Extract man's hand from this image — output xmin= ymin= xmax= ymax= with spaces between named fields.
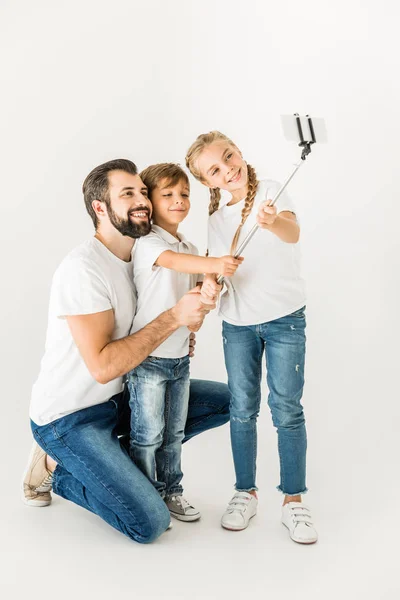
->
xmin=257 ymin=200 xmax=277 ymax=228
xmin=214 ymin=255 xmax=244 ymax=277
xmin=189 ymin=332 xmax=196 ymax=357
xmin=171 ymin=285 xmax=215 ymax=330
xmin=201 ymin=274 xmax=222 ymax=304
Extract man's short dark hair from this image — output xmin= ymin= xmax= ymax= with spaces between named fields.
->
xmin=82 ymin=159 xmax=138 ymax=229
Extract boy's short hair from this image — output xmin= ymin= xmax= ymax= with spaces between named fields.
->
xmin=139 ymin=163 xmax=190 ymax=197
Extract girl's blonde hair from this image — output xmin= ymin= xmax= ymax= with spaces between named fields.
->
xmin=185 ymin=131 xmax=259 ymax=255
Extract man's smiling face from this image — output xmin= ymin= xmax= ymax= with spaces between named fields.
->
xmin=105 ymin=170 xmax=152 ymax=238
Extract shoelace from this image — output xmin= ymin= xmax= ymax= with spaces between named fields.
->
xmin=171 ymin=495 xmax=192 ymax=510
xmin=35 ymin=472 xmax=53 ymax=492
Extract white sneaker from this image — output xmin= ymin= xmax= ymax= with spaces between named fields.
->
xmin=221 ymin=491 xmax=258 ymax=531
xmin=281 ymin=502 xmax=318 ymax=544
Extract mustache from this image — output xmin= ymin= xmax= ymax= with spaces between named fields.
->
xmin=128 ymin=206 xmax=150 ymax=217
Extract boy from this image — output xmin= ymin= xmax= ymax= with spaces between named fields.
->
xmin=128 ymin=163 xmax=242 ymax=521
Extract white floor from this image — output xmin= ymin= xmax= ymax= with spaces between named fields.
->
xmin=4 ymin=402 xmax=398 ymax=600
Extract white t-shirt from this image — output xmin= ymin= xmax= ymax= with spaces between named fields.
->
xmin=30 ymin=238 xmax=137 ymax=426
xmin=131 ymin=225 xmax=199 ymax=358
xmin=208 ymin=179 xmax=306 ymax=326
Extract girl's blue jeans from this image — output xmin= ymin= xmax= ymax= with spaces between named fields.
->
xmin=222 ymin=306 xmax=308 ymax=496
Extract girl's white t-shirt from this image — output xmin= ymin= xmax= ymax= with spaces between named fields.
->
xmin=207 ymin=179 xmax=306 ymax=326
xmin=30 ymin=238 xmax=137 ymax=426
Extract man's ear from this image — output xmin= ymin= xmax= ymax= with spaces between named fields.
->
xmin=92 ymin=200 xmax=107 ymax=220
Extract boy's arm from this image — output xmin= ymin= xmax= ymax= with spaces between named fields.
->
xmin=156 ymin=251 xmax=243 ymax=278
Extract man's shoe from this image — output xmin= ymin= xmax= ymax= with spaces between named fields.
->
xmin=22 ymin=442 xmax=53 ymax=507
xmin=165 ymin=495 xmax=201 ymax=522
xmin=281 ymin=502 xmax=318 ymax=544
xmin=221 ymin=491 xmax=258 ymax=531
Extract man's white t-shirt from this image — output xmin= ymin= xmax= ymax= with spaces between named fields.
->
xmin=131 ymin=225 xmax=199 ymax=358
xmin=207 ymin=179 xmax=306 ymax=326
xmin=30 ymin=238 xmax=136 ymax=426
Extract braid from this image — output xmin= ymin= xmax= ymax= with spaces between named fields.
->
xmin=208 ymin=187 xmax=221 ymax=216
xmin=230 ymin=163 xmax=259 ymax=255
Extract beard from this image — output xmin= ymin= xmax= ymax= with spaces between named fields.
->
xmin=106 ymin=204 xmax=151 ymax=239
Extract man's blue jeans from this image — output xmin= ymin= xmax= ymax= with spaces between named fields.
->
xmin=222 ymin=306 xmax=308 ymax=496
xmin=128 ymin=355 xmax=190 ymax=498
xmin=31 ymin=379 xmax=230 ymax=544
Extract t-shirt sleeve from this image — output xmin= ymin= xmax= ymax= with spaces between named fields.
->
xmin=51 ymin=257 xmax=112 ymax=318
xmin=133 ymin=233 xmax=171 ymax=270
xmin=264 ymin=180 xmax=297 ymax=216
xmin=187 ymin=243 xmax=203 ymax=285
xmin=207 ymin=219 xmax=219 ymax=257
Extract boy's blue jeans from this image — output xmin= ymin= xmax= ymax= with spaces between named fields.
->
xmin=31 ymin=378 xmax=230 ymax=543
xmin=127 ymin=355 xmax=190 ymax=498
xmin=222 ymin=306 xmax=308 ymax=496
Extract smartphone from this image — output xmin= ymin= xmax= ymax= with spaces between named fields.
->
xmin=280 ymin=114 xmax=328 ymax=144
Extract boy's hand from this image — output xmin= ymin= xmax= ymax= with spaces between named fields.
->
xmin=201 ymin=275 xmax=222 ymax=304
xmin=215 ymin=255 xmax=244 ymax=277
xmin=257 ymin=200 xmax=277 ymax=228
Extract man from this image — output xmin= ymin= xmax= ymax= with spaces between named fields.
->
xmin=23 ymin=158 xmax=229 ymax=543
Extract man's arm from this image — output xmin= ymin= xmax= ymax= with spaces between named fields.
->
xmin=66 ymin=287 xmax=213 ymax=384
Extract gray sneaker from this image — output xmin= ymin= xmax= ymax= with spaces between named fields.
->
xmin=22 ymin=442 xmax=53 ymax=507
xmin=165 ymin=495 xmax=201 ymax=522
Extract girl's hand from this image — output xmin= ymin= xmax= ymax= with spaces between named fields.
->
xmin=201 ymin=275 xmax=222 ymax=304
xmin=257 ymin=201 xmax=277 ymax=228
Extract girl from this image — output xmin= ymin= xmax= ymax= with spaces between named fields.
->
xmin=185 ymin=131 xmax=318 ymax=544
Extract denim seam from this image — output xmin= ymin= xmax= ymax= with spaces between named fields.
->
xmin=33 ymin=428 xmax=63 ymax=466
xmin=276 ymin=486 xmax=308 ymax=496
xmin=51 ymin=423 xmax=142 ymax=527
xmin=163 ymin=382 xmax=171 ymax=483
xmin=184 ymin=403 xmax=226 ymax=434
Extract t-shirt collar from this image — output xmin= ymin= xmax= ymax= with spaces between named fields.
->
xmin=151 ymin=224 xmax=189 ymax=247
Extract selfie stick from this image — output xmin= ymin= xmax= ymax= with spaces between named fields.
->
xmin=217 ymin=114 xmax=317 ymax=285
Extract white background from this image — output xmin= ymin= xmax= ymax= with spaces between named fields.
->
xmin=1 ymin=0 xmax=399 ymax=598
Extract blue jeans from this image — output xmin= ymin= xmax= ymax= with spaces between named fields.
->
xmin=127 ymin=355 xmax=190 ymax=497
xmin=222 ymin=306 xmax=308 ymax=496
xmin=31 ymin=379 xmax=230 ymax=543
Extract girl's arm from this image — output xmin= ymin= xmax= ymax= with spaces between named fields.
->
xmin=155 ymin=251 xmax=243 ymax=278
xmin=257 ymin=204 xmax=300 ymax=243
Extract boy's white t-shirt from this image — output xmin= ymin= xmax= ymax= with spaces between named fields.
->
xmin=207 ymin=179 xmax=306 ymax=326
xmin=131 ymin=225 xmax=199 ymax=358
xmin=30 ymin=238 xmax=137 ymax=426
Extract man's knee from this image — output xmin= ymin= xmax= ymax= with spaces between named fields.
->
xmin=126 ymin=500 xmax=170 ymax=544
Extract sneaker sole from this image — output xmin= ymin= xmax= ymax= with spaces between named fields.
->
xmin=169 ymin=512 xmax=201 ymax=522
xmin=21 ymin=443 xmax=52 ymax=507
xmin=221 ymin=512 xmax=257 ymax=531
xmin=282 ymin=522 xmax=318 ymax=544
xmin=22 ymin=497 xmax=52 ymax=507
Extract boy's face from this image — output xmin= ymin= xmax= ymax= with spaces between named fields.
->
xmin=150 ymin=177 xmax=190 ymax=229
